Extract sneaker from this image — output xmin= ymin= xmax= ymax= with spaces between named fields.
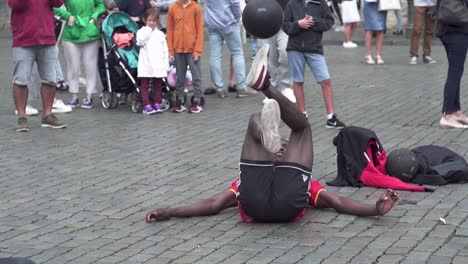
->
xmin=56 ymin=80 xmax=69 ymax=92
xmin=364 ymin=56 xmax=375 ymax=65
xmin=236 ymin=88 xmax=257 ymax=98
xmin=423 ymin=56 xmax=436 ymax=64
xmin=261 ymin=99 xmax=281 ymax=153
xmin=143 ymin=105 xmax=156 ymax=115
xmin=16 ymin=117 xmax=29 ymax=132
xmin=41 ymin=114 xmax=67 ymax=129
xmin=173 ymin=101 xmax=186 ymax=113
xmin=204 ymin=87 xmax=216 ymax=95
xmin=409 ymin=56 xmax=417 ymax=65
xmin=52 ymin=99 xmax=72 ymax=114
xmin=246 ymin=44 xmax=270 ymax=91
xmin=326 ymin=114 xmax=346 ymax=129
xmin=343 ymin=41 xmax=358 ymax=48
xmin=66 ymin=97 xmax=80 ymax=108
xmin=80 ymin=97 xmax=93 ymax=109
xmin=334 ymin=25 xmax=344 ymax=32
xmin=189 ymin=104 xmax=203 ymax=113
xmin=15 ymin=104 xmax=39 ymax=116
xmin=228 ymin=85 xmax=237 ymax=93
xmin=154 ymin=103 xmax=163 ymax=113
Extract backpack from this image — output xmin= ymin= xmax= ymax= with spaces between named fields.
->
xmin=437 ymin=0 xmax=468 ymax=26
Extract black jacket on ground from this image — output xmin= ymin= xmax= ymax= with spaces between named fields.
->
xmin=283 ymin=0 xmax=334 ymax=55
xmin=411 ymin=145 xmax=468 ymax=185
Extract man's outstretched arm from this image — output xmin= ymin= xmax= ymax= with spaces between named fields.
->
xmin=316 ymin=189 xmax=399 ymax=216
xmin=146 ymin=191 xmax=238 ymax=222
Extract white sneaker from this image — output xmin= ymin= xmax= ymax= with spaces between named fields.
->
xmin=52 ymin=99 xmax=73 ymax=114
xmin=423 ymin=56 xmax=437 ymax=64
xmin=15 ymin=104 xmax=39 ymax=116
xmin=409 ymin=56 xmax=417 ymax=65
xmin=246 ymin=44 xmax=270 ymax=91
xmin=343 ymin=41 xmax=358 ymax=48
xmin=334 ymin=25 xmax=344 ymax=32
xmin=281 ymin=88 xmax=296 ymax=103
xmin=261 ymin=98 xmax=281 ymax=153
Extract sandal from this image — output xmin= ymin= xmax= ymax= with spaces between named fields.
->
xmin=364 ymin=55 xmax=375 ymax=65
xmin=375 ymin=56 xmax=384 ymax=65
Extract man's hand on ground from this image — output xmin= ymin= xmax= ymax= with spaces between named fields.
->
xmin=376 ymin=189 xmax=399 ymax=216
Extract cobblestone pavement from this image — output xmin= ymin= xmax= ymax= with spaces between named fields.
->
xmin=0 ymin=32 xmax=467 ymax=264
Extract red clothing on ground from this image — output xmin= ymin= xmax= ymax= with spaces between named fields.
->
xmin=8 ymin=0 xmax=63 ymax=47
xmin=229 ymin=179 xmax=326 ymax=223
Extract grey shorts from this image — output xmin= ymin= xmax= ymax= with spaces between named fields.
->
xmin=12 ymin=45 xmax=57 ymax=86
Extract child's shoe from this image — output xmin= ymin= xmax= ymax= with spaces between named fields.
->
xmin=143 ymin=105 xmax=156 ymax=115
xmin=189 ymin=103 xmax=203 ymax=113
xmin=66 ymin=97 xmax=80 ymax=108
xmin=154 ymin=103 xmax=163 ymax=113
xmin=173 ymin=100 xmax=186 ymax=113
xmin=81 ymin=97 xmax=93 ymax=109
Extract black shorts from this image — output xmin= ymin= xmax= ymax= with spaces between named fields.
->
xmin=237 ymin=159 xmax=312 ymax=222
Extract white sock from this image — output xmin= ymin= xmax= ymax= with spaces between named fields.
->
xmin=327 ymin=113 xmax=335 ymax=120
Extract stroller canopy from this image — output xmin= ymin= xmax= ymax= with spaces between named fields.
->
xmin=102 ymin=12 xmax=139 ymax=68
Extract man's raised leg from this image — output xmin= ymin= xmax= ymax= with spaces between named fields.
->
xmin=247 ymin=44 xmax=313 ymax=169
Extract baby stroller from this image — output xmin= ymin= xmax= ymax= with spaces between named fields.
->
xmin=100 ymin=12 xmax=172 ymax=112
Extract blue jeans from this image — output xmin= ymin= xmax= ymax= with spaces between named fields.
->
xmin=208 ymin=21 xmax=247 ymax=91
xmin=440 ymin=32 xmax=468 ymax=114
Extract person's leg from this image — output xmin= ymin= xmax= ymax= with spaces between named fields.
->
xmin=228 ymin=56 xmax=236 ymax=90
xmin=394 ymin=9 xmax=403 ymax=32
xmin=36 ymin=45 xmax=58 ymax=117
xmin=62 ymin=41 xmax=81 ymax=98
xmin=344 ymin=23 xmax=353 ymax=42
xmin=153 ymin=78 xmax=163 ymax=105
xmin=410 ymin=6 xmax=424 ymax=58
xmin=55 ymin=44 xmax=65 ymax=83
xmin=12 ymin=47 xmax=35 ymax=118
xmin=140 ymin=78 xmax=151 ymax=106
xmin=305 ymin=53 xmax=334 ymax=114
xmin=224 ymin=21 xmax=247 ymax=91
xmin=187 ymin=54 xmax=203 ymax=104
xmin=287 ymin=51 xmax=306 ymax=112
xmin=208 ymin=29 xmax=224 ymax=92
xmin=422 ymin=7 xmax=435 ymax=57
xmin=441 ymin=33 xmax=468 ymax=116
xmin=375 ymin=31 xmax=384 ymax=58
xmin=13 ymin=84 xmax=29 ymax=118
xmin=365 ymin=30 xmax=373 ymax=57
xmin=274 ymin=30 xmax=291 ymax=92
xmin=332 ymin=0 xmax=344 ymax=25
xmin=81 ymin=40 xmax=100 ymax=98
xmin=174 ymin=53 xmax=188 ymax=105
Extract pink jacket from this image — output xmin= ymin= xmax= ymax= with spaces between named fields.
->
xmin=8 ymin=0 xmax=64 ymax=47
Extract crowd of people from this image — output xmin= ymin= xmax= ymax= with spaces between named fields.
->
xmin=8 ymin=0 xmax=468 ymax=132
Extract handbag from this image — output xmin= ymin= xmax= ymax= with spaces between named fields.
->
xmin=378 ymin=0 xmax=401 ymax=11
xmin=437 ymin=0 xmax=468 ymax=26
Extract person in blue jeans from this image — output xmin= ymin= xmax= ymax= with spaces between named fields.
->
xmin=204 ymin=0 xmax=254 ymax=98
xmin=436 ymin=0 xmax=468 ymax=129
xmin=283 ymin=0 xmax=346 ymax=129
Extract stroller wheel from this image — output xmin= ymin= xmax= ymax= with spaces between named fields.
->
xmin=110 ymin=92 xmax=119 ymax=108
xmin=101 ymin=91 xmax=113 ymax=109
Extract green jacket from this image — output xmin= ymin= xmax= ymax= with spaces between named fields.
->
xmin=54 ymin=0 xmax=105 ymax=43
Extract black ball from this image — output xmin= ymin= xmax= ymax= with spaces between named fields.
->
xmin=386 ymin=148 xmax=419 ymax=182
xmin=242 ymin=0 xmax=283 ymax=39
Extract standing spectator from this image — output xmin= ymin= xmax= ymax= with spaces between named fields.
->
xmin=331 ymin=0 xmax=344 ymax=32
xmin=341 ymin=0 xmax=360 ymax=48
xmin=409 ymin=0 xmax=437 ymax=65
xmin=9 ymin=0 xmax=68 ymax=132
xmin=115 ymin=0 xmax=151 ymax=28
xmin=167 ymin=0 xmax=204 ymax=113
xmin=283 ymin=0 xmax=346 ymax=129
xmin=436 ymin=0 xmax=468 ymax=129
xmin=267 ymin=0 xmax=295 ymax=102
xmin=205 ymin=0 xmax=254 ymax=98
xmin=54 ymin=0 xmax=106 ymax=109
xmin=363 ymin=0 xmax=387 ymax=65
xmin=136 ymin=8 xmax=170 ymax=114
xmin=150 ymin=0 xmax=176 ymax=33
